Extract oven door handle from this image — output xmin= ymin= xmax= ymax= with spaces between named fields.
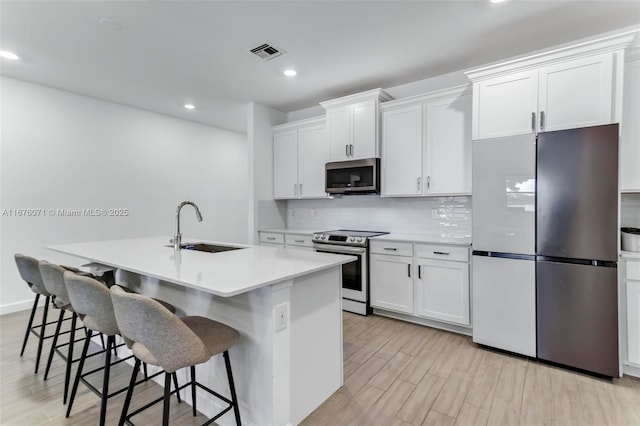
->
xmin=313 ymin=244 xmax=366 ymax=255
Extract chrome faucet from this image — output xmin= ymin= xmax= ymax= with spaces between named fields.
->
xmin=172 ymin=201 xmax=203 ymax=250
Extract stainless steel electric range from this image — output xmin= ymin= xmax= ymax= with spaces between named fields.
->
xmin=312 ymin=230 xmax=388 ymax=315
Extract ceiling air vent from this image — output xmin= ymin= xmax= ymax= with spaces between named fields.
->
xmin=248 ymin=42 xmax=285 ymax=61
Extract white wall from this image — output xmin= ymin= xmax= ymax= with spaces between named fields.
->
xmin=247 ymin=102 xmax=287 ymax=243
xmin=286 ymin=69 xmax=468 ymax=122
xmin=0 ymin=77 xmax=249 ymax=313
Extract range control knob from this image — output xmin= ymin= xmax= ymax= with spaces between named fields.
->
xmin=357 ymin=237 xmax=364 ymax=243
xmin=348 ymin=237 xmax=355 ymax=242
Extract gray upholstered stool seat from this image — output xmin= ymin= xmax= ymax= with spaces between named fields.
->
xmin=110 ymin=285 xmax=241 ymax=426
xmin=15 ymin=254 xmax=57 ymax=374
xmin=39 ymin=261 xmax=92 ymax=404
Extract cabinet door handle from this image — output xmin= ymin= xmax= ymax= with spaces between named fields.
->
xmin=531 ymin=112 xmax=536 ymax=132
xmin=294 ymin=184 xmax=298 ymax=197
xmin=433 ymin=251 xmax=450 ymax=256
xmin=294 ymin=239 xmax=304 ymax=243
xmin=299 ymin=183 xmax=303 ymax=196
xmin=417 ymin=177 xmax=421 ymax=191
xmin=408 ymin=264 xmax=411 ymax=278
xmin=427 ymin=176 xmax=431 ymax=190
xmin=350 ymin=144 xmax=354 ymax=157
xmin=266 ymin=237 xmax=276 ymax=241
xmin=346 ymin=145 xmax=349 ymax=157
xmin=540 ymin=110 xmax=545 ymax=130
xmin=383 ymin=247 xmax=397 ymax=251
xmin=418 ymin=265 xmax=422 ymax=279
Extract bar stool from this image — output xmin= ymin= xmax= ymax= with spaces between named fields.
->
xmin=64 ymin=273 xmax=180 ymax=426
xmin=39 ymin=261 xmax=90 ymax=404
xmin=15 ymin=254 xmax=57 ymax=374
xmin=110 ymin=285 xmax=242 ymax=426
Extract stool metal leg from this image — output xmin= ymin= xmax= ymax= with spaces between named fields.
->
xmin=67 ymin=328 xmax=92 ymax=418
xmin=162 ymin=372 xmax=172 ymax=426
xmin=34 ymin=296 xmax=51 ymax=374
xmin=99 ymin=335 xmax=114 ymax=426
xmin=172 ymin=372 xmax=182 ymax=403
xmin=190 ymin=365 xmax=197 ymax=417
xmin=44 ymin=309 xmax=65 ymax=380
xmin=63 ymin=312 xmax=78 ymax=404
xmin=119 ymin=358 xmax=141 ymax=426
xmin=20 ymin=294 xmax=40 ymax=356
xmin=224 ymin=351 xmax=242 ymax=426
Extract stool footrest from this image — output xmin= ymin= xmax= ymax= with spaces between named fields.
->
xmin=124 ymin=374 xmax=234 ymax=426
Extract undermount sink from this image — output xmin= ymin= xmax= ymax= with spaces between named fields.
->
xmin=165 ymin=243 xmax=245 ymax=253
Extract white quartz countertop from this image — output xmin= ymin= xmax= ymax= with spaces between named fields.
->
xmin=47 ymin=237 xmax=355 ymax=297
xmin=621 ymin=250 xmax=640 ymax=260
xmin=259 ymin=228 xmax=324 ymax=235
xmin=371 ymin=233 xmax=472 ymax=246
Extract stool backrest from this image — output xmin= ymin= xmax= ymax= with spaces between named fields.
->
xmin=39 ymin=261 xmax=71 ymax=307
xmin=15 ymin=254 xmax=50 ymax=296
xmin=64 ymin=272 xmax=119 ymax=336
xmin=110 ymin=285 xmax=208 ymax=372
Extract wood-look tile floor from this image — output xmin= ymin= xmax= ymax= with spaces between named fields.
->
xmin=2 ymin=308 xmax=639 ymax=425
xmin=302 ymin=312 xmax=640 ymax=426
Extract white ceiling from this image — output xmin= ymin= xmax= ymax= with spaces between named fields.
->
xmin=1 ymin=1 xmax=639 ymax=133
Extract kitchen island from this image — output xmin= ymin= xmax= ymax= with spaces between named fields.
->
xmin=48 ymin=236 xmax=354 ymax=426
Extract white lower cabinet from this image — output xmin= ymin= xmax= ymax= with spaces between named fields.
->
xmin=370 ymin=253 xmax=414 ymax=314
xmin=624 ymin=259 xmax=640 ymax=367
xmin=415 ymin=259 xmax=469 ymax=326
xmin=370 ymin=240 xmax=471 ymax=328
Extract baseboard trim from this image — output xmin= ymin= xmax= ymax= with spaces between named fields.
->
xmin=373 ymin=308 xmax=472 ymax=336
xmin=623 ymin=362 xmax=640 ymax=378
xmin=0 ymin=297 xmax=43 ymax=316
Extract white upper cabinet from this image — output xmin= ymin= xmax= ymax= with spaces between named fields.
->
xmin=273 ymin=117 xmax=328 ymax=200
xmin=621 ymin=52 xmax=640 ymax=192
xmin=538 ymin=53 xmax=614 ymax=132
xmin=475 ymin=70 xmax=538 ymax=139
xmin=321 ymin=89 xmax=393 ymax=162
xmin=326 ymin=107 xmax=351 ymax=161
xmin=466 ymin=32 xmax=635 ymax=140
xmin=297 ymin=124 xmax=329 ymax=198
xmin=381 ymin=85 xmax=472 ymax=197
xmin=381 ymin=105 xmax=423 ymax=196
xmin=273 ymin=130 xmax=298 ymax=199
xmin=426 ymin=93 xmax=473 ymax=194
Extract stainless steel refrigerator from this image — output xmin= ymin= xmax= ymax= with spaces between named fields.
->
xmin=473 ymin=124 xmax=619 ymax=377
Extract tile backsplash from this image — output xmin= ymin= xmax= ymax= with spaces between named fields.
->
xmin=286 ymin=195 xmax=472 ymax=236
xmin=622 ymin=193 xmax=640 ymax=228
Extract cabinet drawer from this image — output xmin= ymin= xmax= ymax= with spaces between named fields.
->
xmin=627 ymin=260 xmax=640 ymax=281
xmin=415 ymin=244 xmax=469 ymax=262
xmin=370 ymin=241 xmax=413 ymax=257
xmin=259 ymin=232 xmax=284 ymax=244
xmin=285 ymin=234 xmax=313 ymax=248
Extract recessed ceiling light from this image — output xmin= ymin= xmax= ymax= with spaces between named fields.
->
xmin=490 ymin=0 xmax=506 ymax=3
xmin=0 ymin=50 xmax=20 ymax=60
xmin=184 ymin=104 xmax=196 ymax=110
xmin=284 ymin=69 xmax=297 ymax=77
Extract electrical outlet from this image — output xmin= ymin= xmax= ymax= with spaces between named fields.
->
xmin=431 ymin=208 xmax=438 ymax=219
xmin=310 ymin=208 xmax=315 ymax=217
xmin=275 ymin=302 xmax=288 ymax=332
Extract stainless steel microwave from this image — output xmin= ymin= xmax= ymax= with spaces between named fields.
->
xmin=325 ymin=158 xmax=380 ymax=194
